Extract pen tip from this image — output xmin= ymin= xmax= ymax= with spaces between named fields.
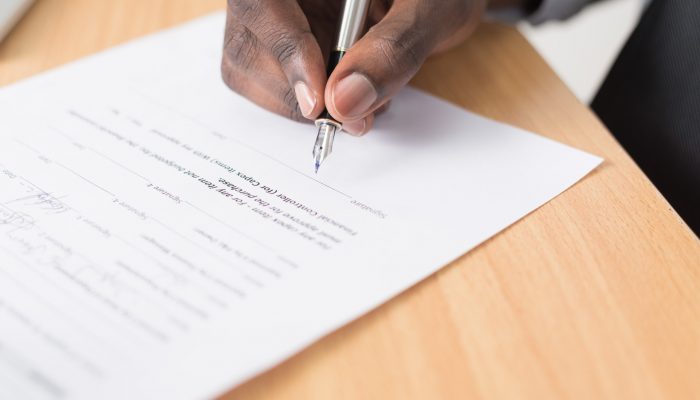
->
xmin=315 ymin=162 xmax=320 ymax=174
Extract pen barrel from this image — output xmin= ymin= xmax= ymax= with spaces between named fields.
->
xmin=325 ymin=50 xmax=346 ymax=76
xmin=335 ymin=0 xmax=371 ymax=51
xmin=317 ymin=0 xmax=370 ymax=124
xmin=319 ymin=50 xmax=347 ymax=121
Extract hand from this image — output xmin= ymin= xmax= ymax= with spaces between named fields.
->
xmin=222 ymin=0 xmax=486 ymax=135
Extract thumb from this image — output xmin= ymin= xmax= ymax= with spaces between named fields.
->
xmin=325 ymin=1 xmax=453 ymax=122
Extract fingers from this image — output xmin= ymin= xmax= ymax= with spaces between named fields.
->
xmin=325 ymin=0 xmax=478 ymax=123
xmin=223 ymin=0 xmax=327 ymax=120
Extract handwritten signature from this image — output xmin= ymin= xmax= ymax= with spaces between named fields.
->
xmin=0 ymin=205 xmax=35 ymax=230
xmin=7 ymin=191 xmax=70 ymax=215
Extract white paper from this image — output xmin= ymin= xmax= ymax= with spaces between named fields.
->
xmin=0 ymin=13 xmax=601 ymax=400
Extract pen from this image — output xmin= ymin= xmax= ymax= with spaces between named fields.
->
xmin=313 ymin=0 xmax=371 ymax=173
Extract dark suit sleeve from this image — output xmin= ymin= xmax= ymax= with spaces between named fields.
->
xmin=528 ymin=0 xmax=598 ymax=24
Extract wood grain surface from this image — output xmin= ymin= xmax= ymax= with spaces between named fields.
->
xmin=1 ymin=1 xmax=698 ymax=399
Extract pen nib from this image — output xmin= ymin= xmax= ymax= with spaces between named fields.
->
xmin=312 ymin=121 xmax=337 ymax=174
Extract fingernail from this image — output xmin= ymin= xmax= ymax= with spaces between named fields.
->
xmin=343 ymin=119 xmax=367 ymax=136
xmin=294 ymin=81 xmax=316 ymax=118
xmin=332 ymin=73 xmax=377 ymax=119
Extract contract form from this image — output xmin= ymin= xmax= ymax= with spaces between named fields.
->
xmin=0 ymin=13 xmax=601 ymax=400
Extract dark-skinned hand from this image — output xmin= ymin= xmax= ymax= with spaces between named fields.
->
xmin=222 ymin=0 xmax=487 ymax=135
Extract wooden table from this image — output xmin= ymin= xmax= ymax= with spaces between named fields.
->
xmin=2 ymin=1 xmax=699 ymax=399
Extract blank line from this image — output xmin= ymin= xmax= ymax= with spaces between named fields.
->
xmin=49 ymin=126 xmax=84 ymax=150
xmin=53 ymin=161 xmax=115 ymax=197
xmin=13 ymin=138 xmax=116 ymax=197
xmin=89 ymin=147 xmax=150 ymax=182
xmin=50 ymin=126 xmax=150 ymax=183
xmin=12 ymin=139 xmax=43 ymax=156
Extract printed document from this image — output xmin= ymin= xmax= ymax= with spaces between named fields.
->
xmin=0 ymin=13 xmax=601 ymax=400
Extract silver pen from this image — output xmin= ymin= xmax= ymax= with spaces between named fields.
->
xmin=313 ymin=0 xmax=371 ymax=173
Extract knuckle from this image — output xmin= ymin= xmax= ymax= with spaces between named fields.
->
xmin=224 ymin=24 xmax=258 ymax=71
xmin=268 ymin=30 xmax=302 ymax=66
xmin=372 ymin=34 xmax=423 ymax=73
